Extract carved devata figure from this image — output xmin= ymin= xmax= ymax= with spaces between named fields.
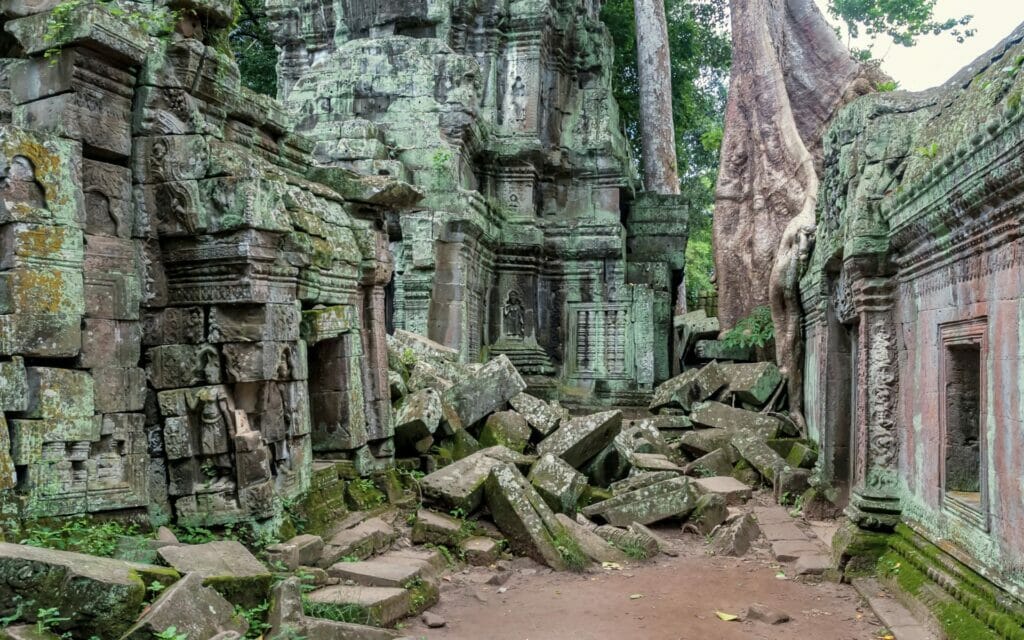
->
xmin=503 ymin=289 xmax=526 ymax=338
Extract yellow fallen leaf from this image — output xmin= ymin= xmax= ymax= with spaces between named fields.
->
xmin=602 ymin=562 xmax=623 ymax=570
xmin=716 ymin=611 xmax=739 ymax=621
xmin=629 ymin=593 xmax=644 ymax=600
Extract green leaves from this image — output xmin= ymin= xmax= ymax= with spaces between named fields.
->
xmin=827 ymin=0 xmax=974 ymax=55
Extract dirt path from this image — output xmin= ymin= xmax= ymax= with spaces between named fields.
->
xmin=402 ymin=527 xmax=885 ymax=640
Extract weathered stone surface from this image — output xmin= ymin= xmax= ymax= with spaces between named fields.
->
xmin=527 ymin=453 xmax=588 ymax=514
xmin=265 ymin=534 xmax=325 ymax=571
xmin=609 ymin=471 xmax=678 ymax=495
xmin=537 ymin=410 xmax=622 ymax=468
xmin=683 ymin=447 xmax=736 ymax=477
xmin=693 ymin=340 xmax=753 ymax=362
xmin=121 ymin=572 xmax=248 ymax=640
xmin=593 ymin=525 xmax=659 ymax=559
xmin=460 ymin=536 xmax=500 ymax=566
xmin=394 ymin=388 xmax=442 ymax=453
xmin=509 ymin=393 xmax=561 ymax=436
xmin=479 ymin=411 xmax=531 ymax=453
xmin=318 ymin=517 xmax=397 ymax=567
xmin=676 ymin=428 xmax=734 ymax=457
xmin=745 ymin=603 xmax=791 ymax=624
xmin=304 ymin=584 xmax=412 ymax=628
xmin=687 ymin=493 xmax=729 ymax=535
xmin=326 ymin=554 xmax=436 ymax=589
xmin=267 ymin=578 xmax=401 ymax=640
xmin=554 ymin=513 xmax=627 ymax=563
xmin=731 ymin=431 xmax=792 ymax=483
xmin=442 ymin=355 xmax=525 ymax=430
xmin=0 ymin=543 xmax=178 ymax=638
xmin=157 ymin=541 xmax=271 ymax=607
xmin=650 ymin=362 xmax=726 ymax=412
xmin=410 ymin=508 xmax=463 ymax=547
xmin=693 ymin=476 xmax=753 ymax=505
xmin=581 ymin=476 xmax=697 ymax=526
xmin=720 ymin=362 xmax=782 ymax=406
xmin=484 ymin=462 xmax=567 ymax=570
xmin=675 ymin=310 xmax=720 ymax=357
xmin=420 ymin=446 xmax=531 ymax=512
xmin=710 ymin=513 xmax=760 ymax=556
xmin=629 ymin=453 xmax=684 ymax=473
xmin=689 ymin=401 xmax=783 ymax=437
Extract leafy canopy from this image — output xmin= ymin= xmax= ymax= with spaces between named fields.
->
xmin=827 ymin=0 xmax=975 ymax=58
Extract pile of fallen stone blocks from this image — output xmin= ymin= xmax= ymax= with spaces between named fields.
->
xmin=386 ymin=329 xmax=806 ymax=570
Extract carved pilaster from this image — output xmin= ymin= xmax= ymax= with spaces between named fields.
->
xmin=847 ymin=273 xmax=902 ymax=529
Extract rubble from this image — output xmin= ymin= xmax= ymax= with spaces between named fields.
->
xmin=441 ymin=355 xmax=526 ymax=430
xmin=121 ymin=573 xmax=248 ymax=640
xmin=479 ymin=411 xmax=532 ymax=452
xmin=537 ymin=410 xmax=623 ymax=468
xmin=527 ymin=453 xmax=589 ymax=514
xmin=581 ymin=476 xmax=698 ymax=527
xmin=509 ymin=393 xmax=562 ymax=436
xmin=484 ymin=462 xmax=569 ymax=570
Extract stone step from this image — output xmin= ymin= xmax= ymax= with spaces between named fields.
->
xmin=317 ymin=517 xmax=397 ymax=568
xmin=692 ymin=475 xmax=753 ymax=505
xmin=327 ymin=550 xmax=439 ymax=587
xmin=304 ymin=585 xmax=412 ymax=628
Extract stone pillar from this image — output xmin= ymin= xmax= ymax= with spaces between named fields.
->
xmin=846 ymin=272 xmax=901 ymax=530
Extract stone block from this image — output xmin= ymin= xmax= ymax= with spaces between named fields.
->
xmin=406 ymin=360 xmax=454 ymax=393
xmin=0 ymin=266 xmax=84 ymax=317
xmin=326 ymin=555 xmax=434 ymax=589
xmin=688 ymin=493 xmax=728 ymax=535
xmin=92 ymin=366 xmax=146 ymax=413
xmin=693 ymin=340 xmax=752 ymax=361
xmin=142 ymin=307 xmax=205 ymax=346
xmin=731 ymin=431 xmax=791 ymax=483
xmin=420 ymin=446 xmax=532 ymax=512
xmin=650 ymin=362 xmax=726 ymax=412
xmin=785 ymin=441 xmax=819 ymax=469
xmin=537 ymin=409 xmax=622 ymax=469
xmin=675 ymin=310 xmax=719 ymax=355
xmin=484 ymin=462 xmax=567 ymax=570
xmin=209 ymin=304 xmax=300 ymax=343
xmin=300 ymin=305 xmax=358 ymax=344
xmin=581 ymin=476 xmax=697 ymax=527
xmin=120 ymin=572 xmax=248 ymax=640
xmin=266 ymin=578 xmax=401 ymax=640
xmin=689 ymin=401 xmax=783 ymax=438
xmin=77 ymin=319 xmax=141 ymax=369
xmin=394 ymin=388 xmax=442 ymax=453
xmin=441 ymin=355 xmax=525 ymax=430
xmin=410 ymin=508 xmax=463 ymax=546
xmin=720 ymin=362 xmax=782 ymax=406
xmin=629 ymin=453 xmax=684 ymax=473
xmin=265 ymin=534 xmax=325 ymax=571
xmin=0 ymin=356 xmax=28 ymax=412
xmin=0 ymin=542 xmax=178 ymax=639
xmin=23 ymin=367 xmax=93 ymax=418
xmin=460 ymin=536 xmax=500 ymax=566
xmin=509 ymin=392 xmax=561 ymax=435
xmin=593 ymin=525 xmax=659 ymax=559
xmin=683 ymin=447 xmax=736 ymax=477
xmin=318 ymin=517 xmax=396 ymax=567
xmin=479 ymin=410 xmax=531 ymax=452
xmin=527 ymin=453 xmax=588 ymax=514
xmin=710 ymin=513 xmax=760 ymax=556
xmin=676 ymin=428 xmax=733 ymax=457
xmin=390 ymin=328 xmax=459 ymax=364
xmin=0 ymin=313 xmax=82 ymax=358
xmin=303 ymin=585 xmax=411 ymax=628
xmin=609 ymin=471 xmax=678 ymax=495
xmin=222 ymin=341 xmax=306 ymax=382
xmin=554 ymin=513 xmax=627 ymax=563
xmin=156 ymin=541 xmax=272 ymax=608
xmin=693 ymin=476 xmax=753 ymax=505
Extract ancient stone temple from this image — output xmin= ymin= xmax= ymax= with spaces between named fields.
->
xmin=801 ymin=22 xmax=1024 ymax=625
xmin=266 ymin=0 xmax=689 ymax=400
xmin=0 ymin=0 xmax=424 ymax=526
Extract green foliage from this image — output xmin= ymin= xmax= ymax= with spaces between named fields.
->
xmin=171 ymin=524 xmax=218 ymax=545
xmin=35 ymin=607 xmax=69 ymax=634
xmin=43 ymin=0 xmax=180 ymax=61
xmin=231 ymin=0 xmax=278 ymax=96
xmin=721 ymin=305 xmax=774 ymax=349
xmin=828 ymin=0 xmax=974 ymax=54
xmin=915 ymin=141 xmax=941 ymax=159
xmin=301 ymin=598 xmax=374 ymax=626
xmin=154 ymin=627 xmax=189 ymax=640
xmin=19 ymin=518 xmax=138 ymax=557
xmin=685 ymin=216 xmax=715 ymax=308
xmin=0 ymin=596 xmax=29 ymax=628
xmin=235 ymin=601 xmax=271 ymax=638
xmin=552 ymin=528 xmax=588 ymax=572
xmin=619 ymin=540 xmax=649 ymax=560
xmin=399 ymin=347 xmax=417 ymax=367
xmin=876 ymin=80 xmax=900 ymax=92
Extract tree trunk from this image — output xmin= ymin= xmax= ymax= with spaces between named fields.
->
xmin=634 ymin=0 xmax=681 ymax=197
xmin=713 ymin=0 xmax=885 ymax=430
xmin=634 ymin=0 xmax=689 ymax=370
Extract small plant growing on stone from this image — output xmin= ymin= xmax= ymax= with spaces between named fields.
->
xmin=915 ymin=142 xmax=940 ymax=160
xmin=234 ymin=601 xmax=271 ymax=638
xmin=876 ymin=80 xmax=899 ymax=92
xmin=35 ymin=607 xmax=69 ymax=634
xmin=552 ymin=528 xmax=588 ymax=572
xmin=721 ymin=306 xmax=775 ymax=350
xmin=619 ymin=541 xmax=649 ymax=560
xmin=302 ymin=598 xmax=374 ymax=626
xmin=0 ymin=595 xmax=29 ymax=628
xmin=399 ymin=347 xmax=417 ymax=367
xmin=154 ymin=626 xmax=189 ymax=640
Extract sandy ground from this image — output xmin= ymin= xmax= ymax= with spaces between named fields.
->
xmin=400 ymin=525 xmax=886 ymax=640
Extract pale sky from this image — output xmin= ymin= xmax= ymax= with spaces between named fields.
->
xmin=815 ymin=0 xmax=1024 ymax=91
